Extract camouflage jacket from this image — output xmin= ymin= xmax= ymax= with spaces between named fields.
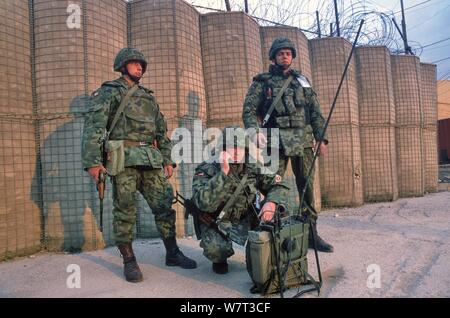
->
xmin=242 ymin=65 xmax=327 ymax=156
xmin=191 ymin=162 xmax=290 ymax=224
xmin=81 ymin=77 xmax=174 ymax=170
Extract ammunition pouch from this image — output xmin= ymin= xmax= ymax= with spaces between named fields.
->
xmin=275 ymin=116 xmax=305 ymax=129
xmin=105 ymin=140 xmax=125 ymax=176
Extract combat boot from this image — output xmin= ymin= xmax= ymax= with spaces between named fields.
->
xmin=308 ymin=222 xmax=334 ymax=253
xmin=163 ymin=237 xmax=197 ymax=269
xmin=117 ymin=243 xmax=144 ymax=283
xmin=212 ymin=261 xmax=228 ymax=274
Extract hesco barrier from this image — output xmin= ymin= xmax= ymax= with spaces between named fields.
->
xmin=391 ymin=55 xmax=424 ymax=197
xmin=201 ymin=11 xmax=263 ymax=128
xmin=29 ymin=0 xmax=126 ymax=252
xmin=310 ymin=37 xmax=363 ymax=207
xmin=420 ymin=63 xmax=438 ymax=193
xmin=356 ymin=46 xmax=398 ymax=202
xmin=129 ymin=0 xmax=207 ymax=237
xmin=0 ymin=0 xmax=41 ymax=260
xmin=260 ymin=26 xmax=312 ymax=78
xmin=0 ymin=1 xmax=439 ymax=260
xmin=260 ymin=26 xmax=320 ymax=211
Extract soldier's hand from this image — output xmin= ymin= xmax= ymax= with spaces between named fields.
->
xmin=164 ymin=165 xmax=174 ymax=179
xmin=314 ymin=141 xmax=328 ymax=156
xmin=254 ymin=132 xmax=267 ymax=148
xmin=259 ymin=201 xmax=276 ymax=222
xmin=219 ymin=151 xmax=231 ymax=175
xmin=88 ymin=165 xmax=107 ymax=184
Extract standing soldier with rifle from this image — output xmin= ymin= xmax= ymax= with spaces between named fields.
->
xmin=82 ymin=48 xmax=197 ymax=283
xmin=190 ymin=126 xmax=290 ymax=274
xmin=242 ymin=37 xmax=333 ymax=253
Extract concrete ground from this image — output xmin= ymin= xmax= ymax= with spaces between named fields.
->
xmin=0 ymin=191 xmax=449 ymax=298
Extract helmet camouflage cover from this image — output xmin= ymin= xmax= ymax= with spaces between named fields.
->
xmin=114 ymin=47 xmax=148 ymax=73
xmin=269 ymin=37 xmax=297 ymax=60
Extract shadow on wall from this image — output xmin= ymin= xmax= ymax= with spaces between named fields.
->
xmin=31 ymin=95 xmax=110 ymax=253
xmin=177 ymin=91 xmax=202 ymax=237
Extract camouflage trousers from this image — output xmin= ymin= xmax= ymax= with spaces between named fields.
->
xmin=277 ymin=148 xmax=317 ymax=220
xmin=112 ymin=167 xmax=175 ymax=245
xmin=199 ymin=220 xmax=251 ymax=263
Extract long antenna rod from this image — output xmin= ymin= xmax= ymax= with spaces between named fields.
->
xmin=299 ymin=19 xmax=365 ymax=213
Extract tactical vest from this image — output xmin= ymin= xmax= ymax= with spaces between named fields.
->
xmin=257 ymin=74 xmax=314 ymax=129
xmin=255 ymin=72 xmax=316 ymax=156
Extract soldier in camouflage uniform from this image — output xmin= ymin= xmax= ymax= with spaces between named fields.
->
xmin=191 ymin=126 xmax=290 ymax=274
xmin=242 ymin=38 xmax=333 ymax=253
xmin=82 ymin=48 xmax=197 ymax=283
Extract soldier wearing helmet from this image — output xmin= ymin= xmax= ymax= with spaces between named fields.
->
xmin=82 ymin=48 xmax=197 ymax=283
xmin=191 ymin=126 xmax=290 ymax=274
xmin=242 ymin=37 xmax=334 ymax=253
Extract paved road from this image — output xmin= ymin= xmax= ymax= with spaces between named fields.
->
xmin=0 ymin=192 xmax=449 ymax=298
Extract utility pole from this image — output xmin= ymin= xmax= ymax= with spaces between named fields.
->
xmin=334 ymin=0 xmax=340 ymax=37
xmin=225 ymin=0 xmax=231 ymax=11
xmin=400 ymin=0 xmax=412 ymax=54
xmin=316 ymin=11 xmax=321 ymax=38
xmin=244 ymin=0 xmax=248 ymax=13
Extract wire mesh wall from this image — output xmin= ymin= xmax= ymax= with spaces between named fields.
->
xmin=0 ymin=0 xmax=440 ymax=261
xmin=260 ymin=26 xmax=312 ymax=79
xmin=201 ymin=11 xmax=263 ymax=128
xmin=310 ymin=37 xmax=363 ymax=207
xmin=129 ymin=0 xmax=207 ymax=238
xmin=259 ymin=26 xmax=320 ymax=211
xmin=420 ymin=63 xmax=438 ymax=193
xmin=30 ymin=0 xmax=127 ymax=253
xmin=0 ymin=0 xmax=41 ymax=260
xmin=356 ymin=46 xmax=398 ymax=202
xmin=391 ymin=55 xmax=424 ymax=197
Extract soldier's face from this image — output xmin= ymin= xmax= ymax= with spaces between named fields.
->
xmin=275 ymin=49 xmax=293 ymax=68
xmin=226 ymin=146 xmax=246 ymax=163
xmin=126 ymin=61 xmax=143 ymax=79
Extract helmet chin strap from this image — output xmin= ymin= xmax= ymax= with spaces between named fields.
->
xmin=276 ymin=61 xmax=291 ymax=70
xmin=122 ymin=67 xmax=141 ymax=84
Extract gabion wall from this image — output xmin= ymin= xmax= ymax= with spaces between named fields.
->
xmin=310 ymin=38 xmax=363 ymax=207
xmin=391 ymin=55 xmax=424 ymax=197
xmin=356 ymin=46 xmax=398 ymax=202
xmin=0 ymin=0 xmax=439 ymax=260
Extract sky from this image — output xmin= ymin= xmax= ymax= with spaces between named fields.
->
xmin=188 ymin=0 xmax=450 ymax=81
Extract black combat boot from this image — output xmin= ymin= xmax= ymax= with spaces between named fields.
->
xmin=212 ymin=261 xmax=228 ymax=274
xmin=163 ymin=237 xmax=197 ymax=269
xmin=117 ymin=243 xmax=144 ymax=283
xmin=309 ymin=222 xmax=334 ymax=253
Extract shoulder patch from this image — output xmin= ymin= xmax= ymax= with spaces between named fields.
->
xmin=274 ymin=174 xmax=282 ymax=183
xmin=195 ymin=171 xmax=205 ymax=177
xmin=91 ymin=89 xmax=100 ymax=97
xmin=297 ymin=75 xmax=311 ymax=88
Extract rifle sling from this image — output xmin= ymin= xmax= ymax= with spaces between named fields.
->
xmin=261 ymin=75 xmax=294 ymax=127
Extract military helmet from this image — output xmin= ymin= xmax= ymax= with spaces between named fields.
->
xmin=114 ymin=48 xmax=148 ymax=73
xmin=269 ymin=37 xmax=297 ymax=60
